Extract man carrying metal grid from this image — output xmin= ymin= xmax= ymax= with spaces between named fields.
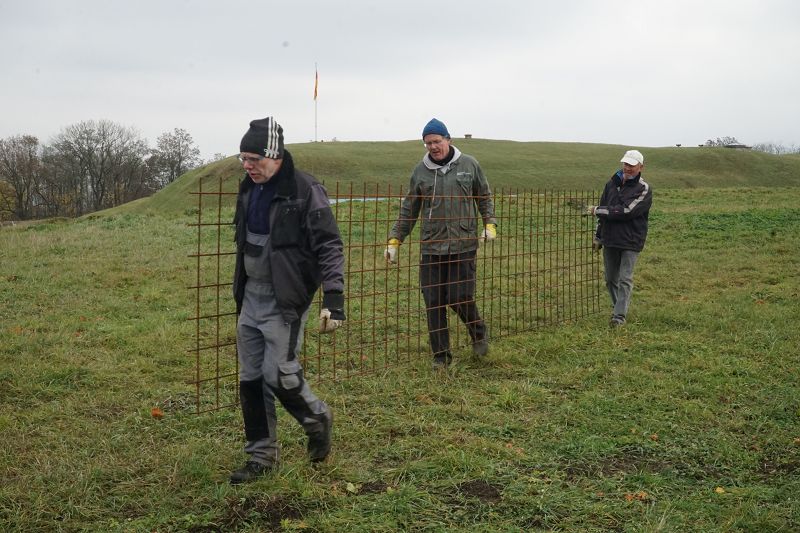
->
xmin=385 ymin=118 xmax=497 ymax=369
xmin=586 ymin=149 xmax=652 ymax=328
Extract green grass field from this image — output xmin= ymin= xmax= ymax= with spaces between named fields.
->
xmin=1 ymin=141 xmax=799 ymax=531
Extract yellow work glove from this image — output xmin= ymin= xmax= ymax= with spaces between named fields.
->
xmin=479 ymin=223 xmax=497 ymax=243
xmin=384 ymin=238 xmax=400 ymax=265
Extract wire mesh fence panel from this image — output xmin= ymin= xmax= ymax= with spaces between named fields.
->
xmin=188 ymin=177 xmax=602 ymax=412
xmin=187 ymin=175 xmax=239 ymax=413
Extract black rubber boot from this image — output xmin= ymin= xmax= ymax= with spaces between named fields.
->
xmin=307 ymin=408 xmax=333 ymax=463
xmin=432 ymin=352 xmax=453 ymax=369
xmin=230 ymin=461 xmax=274 ymax=484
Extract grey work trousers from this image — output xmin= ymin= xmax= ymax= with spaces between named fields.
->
xmin=602 ymin=247 xmax=640 ymax=320
xmin=236 ymin=280 xmax=327 ymax=465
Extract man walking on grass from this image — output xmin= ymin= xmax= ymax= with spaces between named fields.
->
xmin=230 ymin=116 xmax=346 ymax=483
xmin=385 ymin=118 xmax=497 ymax=368
xmin=587 ymin=149 xmax=652 ymax=327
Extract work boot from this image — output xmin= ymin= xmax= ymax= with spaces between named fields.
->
xmin=308 ymin=408 xmax=333 ymax=463
xmin=432 ymin=352 xmax=453 ymax=370
xmin=229 ymin=460 xmax=275 ymax=485
xmin=472 ymin=338 xmax=489 ymax=358
xmin=609 ymin=315 xmax=626 ymax=328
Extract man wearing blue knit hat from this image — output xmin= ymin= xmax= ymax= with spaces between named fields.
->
xmin=386 ymin=118 xmax=497 ymax=369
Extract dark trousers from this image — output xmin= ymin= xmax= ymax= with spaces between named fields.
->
xmin=420 ymin=251 xmax=486 ymax=356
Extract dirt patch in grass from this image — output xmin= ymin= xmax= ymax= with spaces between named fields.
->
xmin=216 ymin=495 xmax=305 ymax=531
xmin=359 ymin=480 xmax=389 ymax=494
xmin=457 ymin=480 xmax=502 ymax=504
xmin=757 ymin=455 xmax=800 ymax=477
xmin=563 ymin=446 xmax=672 ymax=480
xmin=561 ymin=445 xmax=738 ymax=482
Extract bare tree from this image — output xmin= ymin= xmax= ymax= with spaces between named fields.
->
xmin=752 ymin=142 xmax=800 ymax=155
xmin=704 ymin=136 xmax=741 ymax=147
xmin=152 ymin=128 xmax=201 ymax=186
xmin=50 ymin=120 xmax=153 ymax=214
xmin=40 ymin=142 xmax=86 ymax=217
xmin=0 ymin=135 xmax=42 ymax=220
xmin=0 ymin=180 xmax=15 ymax=221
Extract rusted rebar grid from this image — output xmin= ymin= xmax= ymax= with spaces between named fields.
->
xmin=188 ymin=178 xmax=601 ymax=413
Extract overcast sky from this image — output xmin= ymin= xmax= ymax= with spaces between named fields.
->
xmin=1 ymin=0 xmax=798 ymax=160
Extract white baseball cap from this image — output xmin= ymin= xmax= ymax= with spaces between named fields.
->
xmin=620 ymin=149 xmax=644 ymax=166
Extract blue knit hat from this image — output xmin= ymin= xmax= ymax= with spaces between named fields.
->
xmin=422 ymin=118 xmax=450 ymax=139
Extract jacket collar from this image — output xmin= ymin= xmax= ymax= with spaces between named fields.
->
xmin=613 ymin=169 xmax=642 ymax=187
xmin=423 ymin=145 xmax=462 ymax=172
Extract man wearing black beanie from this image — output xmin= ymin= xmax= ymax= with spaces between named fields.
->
xmin=230 ymin=116 xmax=346 ymax=483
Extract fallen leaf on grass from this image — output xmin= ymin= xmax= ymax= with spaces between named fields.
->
xmin=793 ymin=437 xmax=800 ymax=446
xmin=415 ymin=394 xmax=433 ymax=405
xmin=151 ymin=407 xmax=164 ymax=419
xmin=649 ymin=433 xmax=659 ymax=441
xmin=345 ymin=482 xmax=358 ymax=494
xmin=504 ymin=442 xmax=524 ymax=455
xmin=624 ymin=491 xmax=649 ymax=502
xmin=714 ymin=487 xmax=726 ymax=494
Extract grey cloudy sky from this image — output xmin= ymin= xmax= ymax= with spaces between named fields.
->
xmin=1 ymin=0 xmax=798 ymax=159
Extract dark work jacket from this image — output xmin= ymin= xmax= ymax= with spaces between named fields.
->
xmin=594 ymin=170 xmax=652 ymax=252
xmin=233 ymin=150 xmax=345 ymax=322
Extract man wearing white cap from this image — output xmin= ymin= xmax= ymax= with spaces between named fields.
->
xmin=586 ymin=149 xmax=652 ymax=327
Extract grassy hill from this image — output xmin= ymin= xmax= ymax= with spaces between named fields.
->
xmin=3 ymin=141 xmax=800 ymax=530
xmin=2 ymin=186 xmax=799 ymax=531
xmin=121 ymin=140 xmax=800 ymax=217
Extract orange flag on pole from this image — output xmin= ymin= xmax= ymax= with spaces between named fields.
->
xmin=314 ymin=69 xmax=318 ymax=100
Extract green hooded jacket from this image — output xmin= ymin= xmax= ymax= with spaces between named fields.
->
xmin=389 ymin=146 xmax=496 ymax=255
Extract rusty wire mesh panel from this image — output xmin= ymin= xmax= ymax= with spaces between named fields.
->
xmin=188 ymin=177 xmax=601 ymax=413
xmin=188 ymin=176 xmax=238 ymax=414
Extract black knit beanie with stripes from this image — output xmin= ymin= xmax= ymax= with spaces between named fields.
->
xmin=240 ymin=117 xmax=284 ymax=159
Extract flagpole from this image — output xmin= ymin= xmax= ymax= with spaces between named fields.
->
xmin=314 ymin=63 xmax=318 ymax=143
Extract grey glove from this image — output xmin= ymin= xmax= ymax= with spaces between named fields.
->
xmin=319 ymin=308 xmax=344 ymax=333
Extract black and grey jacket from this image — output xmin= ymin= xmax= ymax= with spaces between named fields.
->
xmin=594 ymin=170 xmax=652 ymax=252
xmin=233 ymin=150 xmax=345 ymax=322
